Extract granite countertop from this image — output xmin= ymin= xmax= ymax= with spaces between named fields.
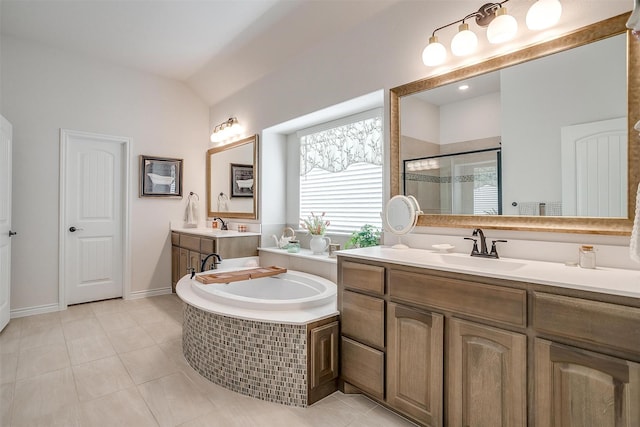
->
xmin=338 ymin=246 xmax=640 ymax=299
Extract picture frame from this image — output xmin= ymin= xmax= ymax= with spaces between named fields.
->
xmin=139 ymin=155 xmax=183 ymax=198
xmin=230 ymin=163 xmax=254 ymax=198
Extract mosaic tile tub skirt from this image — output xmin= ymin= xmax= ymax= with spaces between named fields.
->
xmin=182 ymin=304 xmax=309 ymax=406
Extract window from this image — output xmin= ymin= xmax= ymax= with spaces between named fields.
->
xmin=298 ymin=109 xmax=383 ymax=233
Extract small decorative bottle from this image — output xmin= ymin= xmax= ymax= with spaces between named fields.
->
xmin=579 ymin=245 xmax=596 ymax=269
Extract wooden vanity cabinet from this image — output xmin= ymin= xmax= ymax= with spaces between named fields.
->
xmin=170 ymin=231 xmax=259 ymax=291
xmin=386 ymin=266 xmax=527 ymax=427
xmin=338 ymin=255 xmax=640 ymax=426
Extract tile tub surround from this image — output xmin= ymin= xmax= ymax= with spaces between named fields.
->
xmin=183 ymin=303 xmax=309 ymax=406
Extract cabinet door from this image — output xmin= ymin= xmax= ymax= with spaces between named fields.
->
xmin=535 ymin=338 xmax=640 ymax=427
xmin=179 ymin=248 xmax=189 ymax=279
xmin=311 ymin=321 xmax=339 ymax=388
xmin=171 ymin=246 xmax=180 ymax=291
xmin=387 ymin=303 xmax=443 ymax=427
xmin=448 ymin=318 xmax=526 ymax=427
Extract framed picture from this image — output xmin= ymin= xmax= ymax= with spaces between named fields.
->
xmin=230 ymin=163 xmax=254 ymax=198
xmin=139 ymin=155 xmax=183 ymax=198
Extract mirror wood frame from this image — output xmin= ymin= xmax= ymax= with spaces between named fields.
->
xmin=390 ymin=13 xmax=638 ymax=236
xmin=206 ymin=134 xmax=259 ymax=220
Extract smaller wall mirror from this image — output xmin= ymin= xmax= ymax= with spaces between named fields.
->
xmin=383 ymin=195 xmax=421 ymax=249
xmin=207 ymin=134 xmax=258 ymax=220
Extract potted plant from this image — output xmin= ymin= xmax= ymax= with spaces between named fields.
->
xmin=301 ymin=212 xmax=331 ymax=254
xmin=345 ymin=224 xmax=381 ymax=249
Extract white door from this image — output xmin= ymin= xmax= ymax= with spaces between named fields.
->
xmin=561 ymin=117 xmax=627 ymax=217
xmin=61 ymin=130 xmax=128 ymax=305
xmin=0 ymin=116 xmax=12 ymax=331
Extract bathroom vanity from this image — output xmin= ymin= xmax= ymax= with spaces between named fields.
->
xmin=170 ymin=228 xmax=260 ymax=291
xmin=337 ymin=247 xmax=640 ymax=427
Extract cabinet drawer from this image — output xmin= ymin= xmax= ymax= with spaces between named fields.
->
xmin=180 ymin=234 xmax=201 ymax=252
xmin=342 ymin=290 xmax=385 ymax=348
xmin=200 ymin=237 xmax=214 ymax=254
xmin=532 ymin=292 xmax=640 ymax=355
xmin=171 ymin=232 xmax=180 ymax=246
xmin=341 ymin=336 xmax=384 ymax=399
xmin=389 ymin=269 xmax=526 ymax=327
xmin=342 ymin=261 xmax=385 ymax=295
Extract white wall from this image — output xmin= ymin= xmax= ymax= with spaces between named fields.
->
xmin=400 ymin=96 xmax=439 ymax=143
xmin=440 ymin=92 xmax=501 ymax=145
xmin=1 ymin=35 xmax=208 ymax=312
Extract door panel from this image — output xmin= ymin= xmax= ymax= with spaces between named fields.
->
xmin=64 ymin=130 xmax=125 ymax=304
xmin=448 ymin=318 xmax=527 ymax=427
xmin=535 ymin=338 xmax=640 ymax=427
xmin=561 ymin=117 xmax=627 ymax=216
xmin=387 ymin=303 xmax=443 ymax=426
xmin=0 ymin=115 xmax=11 ymax=331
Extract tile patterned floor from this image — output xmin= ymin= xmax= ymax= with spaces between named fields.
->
xmin=0 ymin=294 xmax=417 ymax=426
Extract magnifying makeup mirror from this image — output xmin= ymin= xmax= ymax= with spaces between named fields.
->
xmin=383 ymin=195 xmax=422 ymax=249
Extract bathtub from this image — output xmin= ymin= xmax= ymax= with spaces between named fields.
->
xmin=176 ymin=257 xmax=337 ymax=323
xmin=175 ymin=257 xmax=339 ymax=407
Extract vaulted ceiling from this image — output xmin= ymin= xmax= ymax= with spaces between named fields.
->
xmin=0 ymin=0 xmax=398 ymax=104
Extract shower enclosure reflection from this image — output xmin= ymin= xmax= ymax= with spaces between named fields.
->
xmin=404 ymin=148 xmax=501 ymax=215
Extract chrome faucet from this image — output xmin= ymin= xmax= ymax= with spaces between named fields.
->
xmin=200 ymin=253 xmax=222 ymax=272
xmin=213 ymin=217 xmax=228 ymax=230
xmin=464 ymin=228 xmax=507 ymax=259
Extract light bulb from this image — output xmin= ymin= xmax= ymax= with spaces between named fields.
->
xmin=451 ymin=23 xmax=478 ymax=56
xmin=526 ymin=0 xmax=562 ymax=30
xmin=210 ymin=132 xmax=218 ymax=143
xmin=487 ymin=7 xmax=518 ymax=44
xmin=422 ymin=36 xmax=447 ymax=66
xmin=230 ymin=121 xmax=243 ymax=136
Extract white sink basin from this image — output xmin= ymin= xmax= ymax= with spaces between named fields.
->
xmin=434 ymin=254 xmax=526 ymax=272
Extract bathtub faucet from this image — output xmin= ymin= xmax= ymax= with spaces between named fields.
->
xmin=213 ymin=217 xmax=228 ymax=230
xmin=201 ymin=253 xmax=222 ymax=272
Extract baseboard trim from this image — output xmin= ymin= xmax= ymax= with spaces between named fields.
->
xmin=11 ymin=303 xmax=60 ymax=319
xmin=127 ymin=287 xmax=172 ymax=300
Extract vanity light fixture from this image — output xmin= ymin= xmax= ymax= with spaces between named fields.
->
xmin=422 ymin=0 xmax=562 ymax=66
xmin=210 ymin=117 xmax=243 ymax=143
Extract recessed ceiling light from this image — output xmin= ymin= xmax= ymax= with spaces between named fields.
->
xmin=458 ymin=84 xmax=470 ymax=91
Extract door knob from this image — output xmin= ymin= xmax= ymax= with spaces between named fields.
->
xmin=8 ymin=230 xmax=17 ymax=237
xmin=69 ymin=226 xmax=84 ymax=232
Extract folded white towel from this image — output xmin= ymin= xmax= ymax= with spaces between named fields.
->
xmin=185 ymin=197 xmax=199 ymax=226
xmin=630 ymin=183 xmax=640 ymax=263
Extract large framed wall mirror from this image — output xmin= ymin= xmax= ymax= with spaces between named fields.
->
xmin=206 ymin=134 xmax=259 ymax=220
xmin=391 ymin=13 xmax=639 ymax=235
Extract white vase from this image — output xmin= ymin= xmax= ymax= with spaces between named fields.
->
xmin=310 ymin=234 xmax=331 ymax=255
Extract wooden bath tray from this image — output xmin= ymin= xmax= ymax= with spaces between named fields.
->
xmin=195 ymin=266 xmax=287 ymax=284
